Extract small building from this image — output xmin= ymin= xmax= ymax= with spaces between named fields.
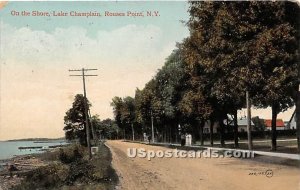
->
xmin=203 ymin=117 xmax=255 ymax=134
xmin=264 ymin=119 xmax=285 ymax=131
xmin=229 ymin=117 xmax=255 ymax=132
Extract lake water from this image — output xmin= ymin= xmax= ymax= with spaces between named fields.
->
xmin=0 ymin=140 xmax=68 ymax=160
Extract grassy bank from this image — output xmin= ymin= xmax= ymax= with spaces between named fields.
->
xmin=12 ymin=142 xmax=118 ymax=190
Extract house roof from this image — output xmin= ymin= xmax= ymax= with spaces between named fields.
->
xmin=264 ymin=119 xmax=285 ymax=128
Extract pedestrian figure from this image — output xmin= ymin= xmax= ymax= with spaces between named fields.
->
xmin=148 ymin=135 xmax=151 ymax=144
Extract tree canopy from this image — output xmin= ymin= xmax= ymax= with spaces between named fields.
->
xmin=109 ymin=1 xmax=299 ymax=150
xmin=64 ymin=94 xmax=91 ymax=146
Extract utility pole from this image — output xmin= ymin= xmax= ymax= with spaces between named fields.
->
xmin=88 ymin=109 xmax=98 ymax=143
xmin=151 ymin=110 xmax=154 ymax=143
xmin=246 ymin=90 xmax=253 ymax=150
xmin=69 ymin=68 xmax=97 ymax=159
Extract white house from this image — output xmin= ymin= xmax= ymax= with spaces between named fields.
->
xmin=229 ymin=117 xmax=255 ymax=132
xmin=203 ymin=117 xmax=255 ymax=134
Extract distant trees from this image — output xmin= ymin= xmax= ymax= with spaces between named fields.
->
xmin=111 ymin=96 xmax=137 ymax=140
xmin=91 ymin=116 xmax=120 ymax=140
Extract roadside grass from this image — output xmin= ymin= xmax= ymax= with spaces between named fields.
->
xmin=194 ymin=139 xmax=298 ymax=154
xmin=223 ymin=141 xmax=298 ymax=154
xmin=12 ymin=142 xmax=118 ymax=190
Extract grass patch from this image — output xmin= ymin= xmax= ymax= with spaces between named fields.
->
xmin=12 ymin=142 xmax=118 ymax=190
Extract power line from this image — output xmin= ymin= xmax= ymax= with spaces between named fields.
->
xmin=69 ymin=68 xmax=98 ymax=159
xmin=70 ymin=75 xmax=98 ymax=77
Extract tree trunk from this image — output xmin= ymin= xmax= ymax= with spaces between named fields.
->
xmin=297 ymin=44 xmax=300 ymax=152
xmin=175 ymin=125 xmax=178 ymax=143
xmin=124 ymin=128 xmax=126 ymax=140
xmin=210 ymin=120 xmax=214 ymax=146
xmin=271 ymin=104 xmax=278 ymax=151
xmin=131 ymin=123 xmax=135 ymax=141
xmin=169 ymin=125 xmax=172 ymax=143
xmin=246 ymin=91 xmax=253 ymax=150
xmin=233 ymin=109 xmax=239 ymax=148
xmin=164 ymin=125 xmax=167 ymax=143
xmin=199 ymin=121 xmax=204 ymax=146
xmin=219 ymin=117 xmax=225 ymax=147
xmin=296 ymin=90 xmax=300 ymax=152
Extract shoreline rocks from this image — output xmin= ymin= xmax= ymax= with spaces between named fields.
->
xmin=0 ymin=155 xmax=47 ymax=190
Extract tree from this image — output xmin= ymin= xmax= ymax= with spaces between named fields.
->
xmin=247 ymin=2 xmax=299 ymax=151
xmin=104 ymin=119 xmax=121 ymax=140
xmin=111 ymin=96 xmax=124 ymax=138
xmin=183 ymin=1 xmax=299 ymax=150
xmin=111 ymin=97 xmax=123 ymax=125
xmin=252 ymin=116 xmax=266 ymax=131
xmin=182 ymin=2 xmax=235 ymax=147
xmin=121 ymin=97 xmax=136 ymax=141
xmin=155 ymin=49 xmax=189 ymax=142
xmin=111 ymin=96 xmax=137 ymax=140
xmin=179 ymin=88 xmax=212 ymax=145
xmin=134 ymin=79 xmax=161 ymax=141
xmin=64 ymin=94 xmax=91 ymax=146
xmin=91 ymin=116 xmax=120 ymax=140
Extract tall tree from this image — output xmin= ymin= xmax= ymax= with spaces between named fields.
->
xmin=64 ymin=94 xmax=91 ymax=146
xmin=179 ymin=88 xmax=212 ymax=145
xmin=248 ymin=2 xmax=299 ymax=151
xmin=111 ymin=97 xmax=125 ymax=138
xmin=121 ymin=96 xmax=136 ymax=141
xmin=111 ymin=96 xmax=137 ymax=140
xmin=155 ymin=49 xmax=188 ymax=142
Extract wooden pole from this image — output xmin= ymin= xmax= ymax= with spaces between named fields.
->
xmin=82 ymin=68 xmax=92 ymax=159
xmin=69 ymin=68 xmax=97 ymax=159
xmin=246 ymin=91 xmax=253 ymax=150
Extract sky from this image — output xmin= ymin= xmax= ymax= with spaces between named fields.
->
xmin=0 ymin=1 xmax=295 ymax=140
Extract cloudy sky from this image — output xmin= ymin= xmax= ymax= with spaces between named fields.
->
xmin=0 ymin=1 xmax=294 ymax=140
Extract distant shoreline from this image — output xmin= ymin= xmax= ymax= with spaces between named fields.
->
xmin=0 ymin=140 xmax=69 ymax=161
xmin=5 ymin=137 xmax=65 ymax=142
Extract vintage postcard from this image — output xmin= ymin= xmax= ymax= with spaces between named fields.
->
xmin=0 ymin=1 xmax=299 ymax=190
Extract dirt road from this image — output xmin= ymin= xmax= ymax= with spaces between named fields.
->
xmin=106 ymin=141 xmax=300 ymax=190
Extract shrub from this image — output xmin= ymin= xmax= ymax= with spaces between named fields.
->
xmin=59 ymin=145 xmax=83 ymax=164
